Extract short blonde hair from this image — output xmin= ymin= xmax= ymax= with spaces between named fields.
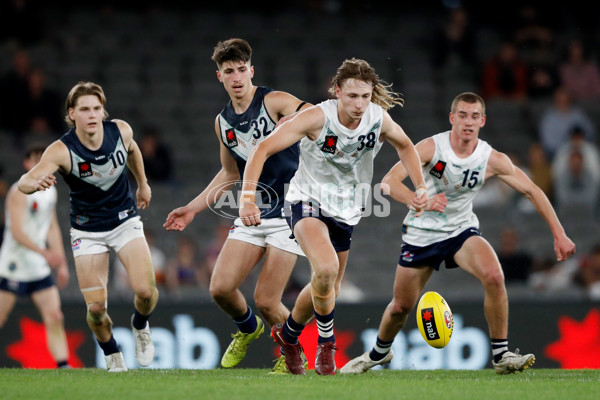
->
xmin=64 ymin=81 xmax=109 ymax=127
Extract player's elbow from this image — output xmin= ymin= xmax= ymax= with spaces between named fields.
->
xmin=381 ymin=172 xmax=394 ymax=188
xmin=17 ymin=178 xmax=33 ymax=194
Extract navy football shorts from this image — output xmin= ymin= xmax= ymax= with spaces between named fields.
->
xmin=398 ymin=227 xmax=481 ymax=270
xmin=286 ymin=201 xmax=354 ymax=252
xmin=0 ymin=274 xmax=55 ymax=296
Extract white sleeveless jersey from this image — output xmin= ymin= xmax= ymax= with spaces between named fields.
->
xmin=0 ymin=186 xmax=56 ymax=281
xmin=402 ymin=131 xmax=492 ymax=246
xmin=286 ymin=99 xmax=384 ymax=225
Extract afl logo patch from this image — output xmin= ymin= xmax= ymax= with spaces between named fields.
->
xmin=225 ymin=129 xmax=238 ymax=148
xmin=78 ymin=161 xmax=93 ymax=178
xmin=429 ymin=160 xmax=446 ymax=179
xmin=321 ymin=135 xmax=337 ymax=154
xmin=72 ymin=239 xmax=81 ymax=250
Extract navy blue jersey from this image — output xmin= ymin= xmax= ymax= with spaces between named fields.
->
xmin=217 ymin=86 xmax=299 ymax=219
xmin=59 ymin=121 xmax=137 ymax=232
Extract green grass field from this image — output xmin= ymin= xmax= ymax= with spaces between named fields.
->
xmin=1 ymin=369 xmax=599 ymax=400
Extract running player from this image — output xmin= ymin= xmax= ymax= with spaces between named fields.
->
xmin=239 ymin=58 xmax=428 ymax=375
xmin=340 ymin=92 xmax=576 ymax=375
xmin=163 ymin=38 xmax=312 ymax=373
xmin=0 ymin=143 xmax=70 ymax=368
xmin=18 ymin=81 xmax=159 ymax=372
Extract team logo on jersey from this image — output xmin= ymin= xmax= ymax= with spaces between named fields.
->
xmin=75 ymin=215 xmax=89 ymax=225
xmin=78 ymin=161 xmax=93 ymax=178
xmin=321 ymin=135 xmax=338 ymax=154
xmin=429 ymin=161 xmax=447 ymax=179
xmin=31 ymin=201 xmax=38 ymax=214
xmin=225 ymin=129 xmax=238 ymax=148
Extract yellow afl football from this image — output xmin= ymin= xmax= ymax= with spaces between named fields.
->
xmin=416 ymin=291 xmax=453 ymax=349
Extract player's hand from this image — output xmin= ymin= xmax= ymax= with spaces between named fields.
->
xmin=137 ymin=182 xmax=152 ymax=209
xmin=555 ymin=234 xmax=576 ymax=262
xmin=34 ymin=174 xmax=57 ymax=191
xmin=56 ymin=264 xmax=69 ymax=290
xmin=410 ymin=186 xmax=429 ymax=217
xmin=43 ymin=249 xmax=66 ymax=268
xmin=426 ymin=192 xmax=447 ymax=213
xmin=164 ymin=206 xmax=195 ymax=231
xmin=240 ymin=202 xmax=261 ymax=226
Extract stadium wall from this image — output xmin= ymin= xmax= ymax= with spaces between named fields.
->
xmin=1 ymin=301 xmax=598 ymax=370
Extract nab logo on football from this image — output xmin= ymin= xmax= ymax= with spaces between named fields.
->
xmin=421 ymin=307 xmax=440 ymax=340
xmin=416 ymin=291 xmax=453 ymax=349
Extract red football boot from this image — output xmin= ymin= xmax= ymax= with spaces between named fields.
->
xmin=271 ymin=323 xmax=306 ymax=375
xmin=315 ymin=342 xmax=339 ymax=375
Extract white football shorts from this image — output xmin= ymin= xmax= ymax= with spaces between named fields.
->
xmin=70 ymin=216 xmax=146 ymax=258
xmin=229 ymin=217 xmax=305 ymax=256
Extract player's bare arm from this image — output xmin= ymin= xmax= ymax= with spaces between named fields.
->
xmin=240 ymin=106 xmax=324 ymax=226
xmin=18 ymin=141 xmax=69 ymax=194
xmin=381 ymin=138 xmax=445 ymax=214
xmin=490 ymin=149 xmax=576 ymax=261
xmin=116 ymin=119 xmax=151 ymax=210
xmin=264 ymin=91 xmax=312 ymax=126
xmin=380 ymin=115 xmax=429 ymax=211
xmin=47 ymin=209 xmax=69 ymax=289
xmin=6 ymin=184 xmax=66 ymax=269
xmin=164 ymin=117 xmax=240 ymax=231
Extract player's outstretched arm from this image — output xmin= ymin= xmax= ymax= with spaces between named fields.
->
xmin=164 ymin=117 xmax=240 ymax=231
xmin=240 ymin=106 xmax=323 ymax=226
xmin=491 ymin=149 xmax=576 ymax=261
xmin=380 ymin=112 xmax=428 ymax=212
xmin=117 ymin=119 xmax=152 ymax=210
xmin=18 ymin=141 xmax=67 ymax=194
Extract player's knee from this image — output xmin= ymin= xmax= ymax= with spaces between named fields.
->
xmin=313 ymin=262 xmax=339 ymax=287
xmin=388 ymin=299 xmax=412 ymax=319
xmin=481 ymin=267 xmax=505 ymax=290
xmin=209 ymin=281 xmax=233 ymax=302
xmin=45 ymin=308 xmax=65 ymax=325
xmin=87 ymin=301 xmax=107 ymax=320
xmin=134 ymin=285 xmax=156 ymax=302
xmin=254 ymin=294 xmax=275 ymax=316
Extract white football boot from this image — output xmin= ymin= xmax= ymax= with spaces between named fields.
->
xmin=339 ymin=350 xmax=394 ymax=374
xmin=105 ymin=352 xmax=128 ymax=372
xmin=131 ymin=315 xmax=154 ymax=367
xmin=493 ymin=349 xmax=535 ymax=374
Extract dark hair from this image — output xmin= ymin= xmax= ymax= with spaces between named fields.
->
xmin=24 ymin=141 xmax=48 ymax=159
xmin=211 ymin=38 xmax=252 ymax=68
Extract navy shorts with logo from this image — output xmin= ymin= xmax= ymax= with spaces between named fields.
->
xmin=398 ymin=227 xmax=481 ymax=270
xmin=286 ymin=202 xmax=354 ymax=252
xmin=0 ymin=275 xmax=55 ymax=296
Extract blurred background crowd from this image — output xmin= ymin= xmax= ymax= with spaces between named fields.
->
xmin=0 ymin=0 xmax=599 ymax=304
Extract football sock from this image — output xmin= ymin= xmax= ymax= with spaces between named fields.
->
xmin=97 ymin=335 xmax=120 ymax=356
xmin=233 ymin=306 xmax=257 ymax=334
xmin=369 ymin=336 xmax=393 ymax=361
xmin=282 ymin=314 xmax=305 ymax=345
xmin=132 ymin=309 xmax=151 ymax=330
xmin=491 ymin=338 xmax=508 ymax=363
xmin=314 ymin=309 xmax=335 ymax=344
